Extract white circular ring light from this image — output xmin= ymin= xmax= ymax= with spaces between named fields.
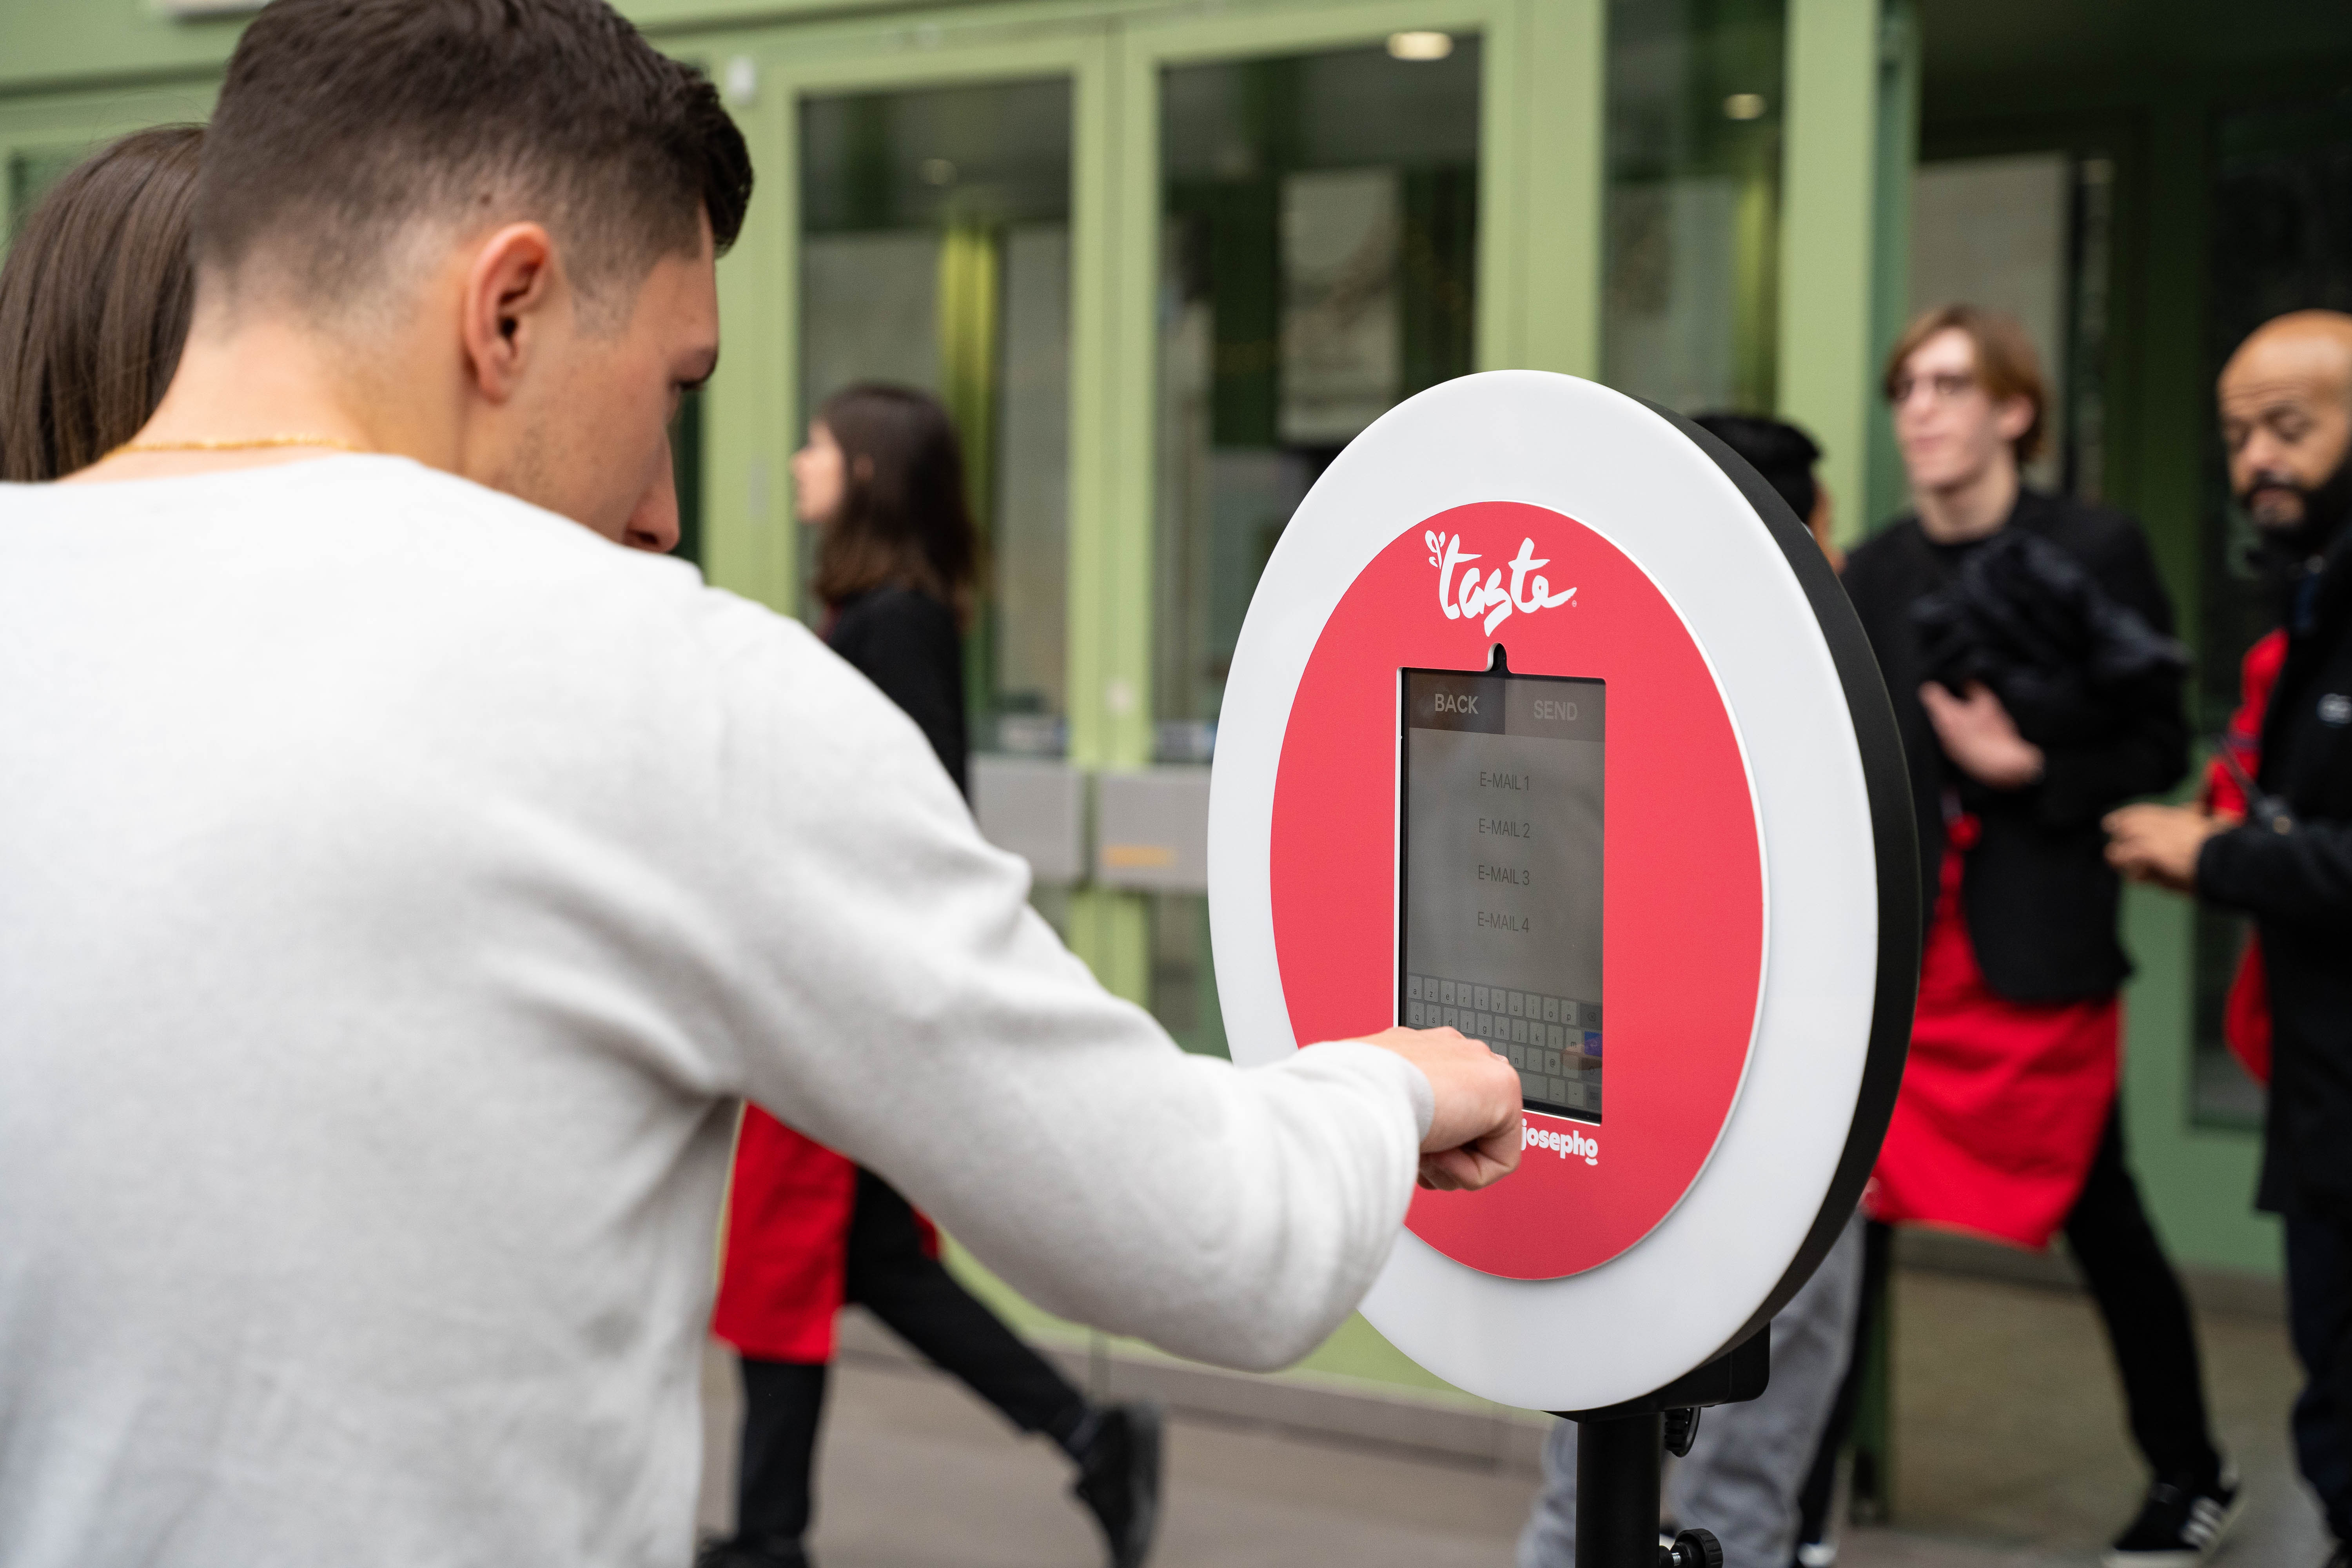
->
xmin=1209 ymin=371 xmax=1915 ymax=1412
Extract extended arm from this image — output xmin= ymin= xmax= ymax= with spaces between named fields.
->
xmin=699 ymin=607 xmax=1517 ymax=1371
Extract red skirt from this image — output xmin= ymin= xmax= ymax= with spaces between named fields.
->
xmin=1867 ymin=823 xmax=2119 ymax=1250
xmin=710 ymin=1107 xmax=938 ymax=1365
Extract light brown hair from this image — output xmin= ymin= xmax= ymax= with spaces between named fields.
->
xmin=1884 ymin=303 xmax=2049 ymax=464
xmin=0 ymin=125 xmax=203 ymax=481
xmin=811 ymin=383 xmax=979 ymax=622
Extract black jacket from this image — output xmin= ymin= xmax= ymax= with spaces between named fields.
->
xmin=1842 ymin=488 xmax=2188 ymax=1003
xmin=2198 ymin=523 xmax=2352 ymax=1220
xmin=826 ymin=585 xmax=968 ymax=796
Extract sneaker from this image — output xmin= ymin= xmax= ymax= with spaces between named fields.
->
xmin=1794 ymin=1540 xmax=1838 ymax=1568
xmin=1071 ymin=1401 xmax=1164 ymax=1568
xmin=2101 ymin=1469 xmax=2243 ymax=1567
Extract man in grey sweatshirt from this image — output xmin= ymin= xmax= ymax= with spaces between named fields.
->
xmin=0 ymin=2 xmax=1523 ymax=1563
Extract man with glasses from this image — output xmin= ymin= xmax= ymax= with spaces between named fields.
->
xmin=1839 ymin=307 xmax=2232 ymax=1567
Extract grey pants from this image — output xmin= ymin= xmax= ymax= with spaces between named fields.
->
xmin=1519 ymin=1211 xmax=1867 ymax=1568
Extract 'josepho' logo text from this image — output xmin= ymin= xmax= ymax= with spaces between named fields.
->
xmin=1526 ymin=1123 xmax=1599 ymax=1166
xmin=1428 ymin=530 xmax=1576 ymax=634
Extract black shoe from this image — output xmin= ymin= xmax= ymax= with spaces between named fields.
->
xmin=1070 ymin=1401 xmax=1163 ymax=1568
xmin=2101 ymin=1468 xmax=2242 ymax=1567
xmin=694 ymin=1535 xmax=810 ymax=1568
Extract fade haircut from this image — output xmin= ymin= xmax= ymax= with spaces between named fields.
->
xmin=195 ymin=0 xmax=752 ymax=319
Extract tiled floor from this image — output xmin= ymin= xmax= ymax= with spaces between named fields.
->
xmin=698 ymin=1267 xmax=2332 ymax=1568
xmin=1854 ymin=1268 xmax=2326 ymax=1567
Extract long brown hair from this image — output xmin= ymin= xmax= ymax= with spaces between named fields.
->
xmin=0 ymin=125 xmax=205 ymax=482
xmin=810 ymin=383 xmax=980 ymax=620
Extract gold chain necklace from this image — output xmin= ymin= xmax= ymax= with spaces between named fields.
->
xmin=105 ymin=434 xmax=366 ymax=459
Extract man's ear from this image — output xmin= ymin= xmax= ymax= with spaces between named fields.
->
xmin=461 ymin=223 xmax=560 ymax=404
xmin=1993 ymin=395 xmax=2036 ymax=446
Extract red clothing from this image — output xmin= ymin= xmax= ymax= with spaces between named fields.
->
xmin=711 ymin=1107 xmax=936 ymax=1364
xmin=2203 ymin=629 xmax=2288 ymax=818
xmin=1868 ymin=818 xmax=2120 ymax=1249
xmin=714 ymin=590 xmax=959 ymax=1366
xmin=2199 ymin=629 xmax=2287 ymax=1085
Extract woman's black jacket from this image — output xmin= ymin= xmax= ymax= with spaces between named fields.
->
xmin=1841 ymin=488 xmax=2188 ymax=1004
xmin=826 ymin=585 xmax=968 ymax=796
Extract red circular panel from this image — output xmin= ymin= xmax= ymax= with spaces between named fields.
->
xmin=1270 ymin=501 xmax=1764 ymax=1279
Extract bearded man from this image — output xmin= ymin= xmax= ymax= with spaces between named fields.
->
xmin=2109 ymin=309 xmax=2352 ymax=1568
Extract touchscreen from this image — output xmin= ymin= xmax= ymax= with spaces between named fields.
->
xmin=1399 ymin=666 xmax=1606 ymax=1122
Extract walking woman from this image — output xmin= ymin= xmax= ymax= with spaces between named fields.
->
xmin=701 ymin=384 xmax=1161 ymax=1568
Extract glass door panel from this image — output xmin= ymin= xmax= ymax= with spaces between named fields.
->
xmin=1149 ymin=36 xmax=1483 ymax=1052
xmin=1600 ymin=0 xmax=1786 ymax=415
xmin=800 ymin=78 xmax=1073 ymax=757
xmin=1154 ymin=38 xmax=1482 ymax=760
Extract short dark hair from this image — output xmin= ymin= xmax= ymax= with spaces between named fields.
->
xmin=1884 ymin=303 xmax=2047 ymax=463
xmin=196 ymin=0 xmax=752 ymax=310
xmin=1692 ymin=411 xmax=1821 ymax=527
xmin=811 ymin=384 xmax=979 ymax=621
xmin=0 ymin=125 xmax=204 ymax=481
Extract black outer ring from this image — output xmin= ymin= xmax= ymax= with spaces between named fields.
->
xmin=1646 ymin=401 xmax=1921 ymax=1368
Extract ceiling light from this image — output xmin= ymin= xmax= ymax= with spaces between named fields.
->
xmin=1723 ymin=93 xmax=1768 ymax=121
xmin=1387 ymin=31 xmax=1454 ymax=62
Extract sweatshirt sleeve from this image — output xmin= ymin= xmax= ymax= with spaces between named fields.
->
xmin=691 ymin=602 xmax=1430 ymax=1372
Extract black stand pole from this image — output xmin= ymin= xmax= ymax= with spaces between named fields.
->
xmin=1559 ymin=1330 xmax=1770 ymax=1568
xmin=1575 ymin=1411 xmax=1665 ymax=1568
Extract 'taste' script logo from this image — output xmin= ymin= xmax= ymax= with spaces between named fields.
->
xmin=1427 ymin=530 xmax=1576 ymax=634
